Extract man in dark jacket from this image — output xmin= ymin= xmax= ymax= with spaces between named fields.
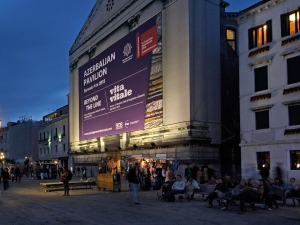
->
xmin=15 ymin=166 xmax=21 ymax=182
xmin=2 ymin=168 xmax=10 ymax=190
xmin=204 ymin=178 xmax=228 ymax=208
xmin=127 ymin=163 xmax=141 ymax=205
xmin=61 ymin=167 xmax=72 ymax=196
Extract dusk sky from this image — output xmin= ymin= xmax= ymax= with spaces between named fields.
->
xmin=0 ymin=0 xmax=259 ymax=126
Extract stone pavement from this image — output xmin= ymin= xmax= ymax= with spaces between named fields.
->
xmin=0 ymin=176 xmax=299 ymax=225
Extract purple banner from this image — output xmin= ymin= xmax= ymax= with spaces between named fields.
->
xmin=79 ymin=13 xmax=162 ymax=141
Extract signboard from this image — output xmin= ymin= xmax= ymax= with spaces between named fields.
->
xmin=79 ymin=13 xmax=163 ymax=141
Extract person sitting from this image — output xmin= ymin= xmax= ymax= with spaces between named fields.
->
xmin=220 ymin=179 xmax=249 ymax=212
xmin=282 ymin=178 xmax=299 ymax=206
xmin=207 ymin=176 xmax=217 ymax=185
xmin=204 ymin=178 xmax=227 ymax=208
xmin=265 ymin=178 xmax=284 ymax=210
xmin=162 ymin=175 xmax=185 ymax=201
xmin=185 ymin=176 xmax=200 ymax=200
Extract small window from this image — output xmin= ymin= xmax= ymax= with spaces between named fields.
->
xmin=281 ymin=10 xmax=300 ymax=37
xmin=248 ymin=20 xmax=272 ymax=49
xmin=257 ymin=151 xmax=270 ymax=170
xmin=287 ymin=55 xmax=300 ymax=84
xmin=255 ymin=110 xmax=269 ymax=130
xmin=226 ymin=28 xmax=236 ymax=51
xmin=289 ymin=104 xmax=300 ymax=126
xmin=290 ymin=150 xmax=300 ymax=170
xmin=254 ymin=66 xmax=268 ymax=92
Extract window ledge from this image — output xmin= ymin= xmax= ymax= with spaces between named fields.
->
xmin=248 ymin=45 xmax=270 ymax=57
xmin=283 ymin=85 xmax=300 ymax=95
xmin=282 ymin=33 xmax=300 ymax=46
xmin=250 ymin=93 xmax=271 ymax=102
xmin=250 ymin=104 xmax=273 ymax=111
xmin=284 ymin=128 xmax=300 ymax=135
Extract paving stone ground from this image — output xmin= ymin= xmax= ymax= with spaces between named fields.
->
xmin=0 ymin=176 xmax=299 ymax=225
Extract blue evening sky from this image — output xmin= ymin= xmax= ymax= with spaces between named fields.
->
xmin=0 ymin=0 xmax=259 ymax=126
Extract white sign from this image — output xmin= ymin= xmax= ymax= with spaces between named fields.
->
xmin=156 ymin=154 xmax=166 ymax=159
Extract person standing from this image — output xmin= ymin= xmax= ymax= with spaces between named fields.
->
xmin=184 ymin=164 xmax=192 ymax=181
xmin=77 ymin=167 xmax=80 ymax=177
xmin=15 ymin=166 xmax=21 ymax=182
xmin=82 ymin=166 xmax=87 ymax=180
xmin=10 ymin=167 xmax=15 ymax=182
xmin=2 ymin=168 xmax=10 ymax=190
xmin=127 ymin=163 xmax=141 ymax=205
xmin=165 ymin=165 xmax=174 ymax=182
xmin=61 ymin=167 xmax=72 ymax=196
xmin=0 ymin=167 xmax=3 ymax=183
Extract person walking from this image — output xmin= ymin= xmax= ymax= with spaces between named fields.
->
xmin=61 ymin=167 xmax=72 ymax=196
xmin=10 ymin=167 xmax=15 ymax=182
xmin=127 ymin=163 xmax=141 ymax=205
xmin=2 ymin=168 xmax=10 ymax=190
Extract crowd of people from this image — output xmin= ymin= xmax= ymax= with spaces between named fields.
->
xmin=200 ymin=176 xmax=300 ymax=214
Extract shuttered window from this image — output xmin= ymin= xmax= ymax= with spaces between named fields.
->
xmin=248 ymin=20 xmax=272 ymax=49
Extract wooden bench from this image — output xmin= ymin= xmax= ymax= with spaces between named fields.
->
xmin=194 ymin=184 xmax=216 ymax=200
xmin=175 ymin=186 xmax=195 ymax=202
xmin=40 ymin=181 xmax=96 ymax=192
xmin=286 ymin=196 xmax=300 ymax=206
xmin=156 ymin=186 xmax=195 ymax=202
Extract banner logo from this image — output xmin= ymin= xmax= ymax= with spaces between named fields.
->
xmin=123 ymin=43 xmax=132 ymax=57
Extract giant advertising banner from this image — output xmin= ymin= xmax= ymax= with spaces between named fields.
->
xmin=79 ymin=13 xmax=163 ymax=141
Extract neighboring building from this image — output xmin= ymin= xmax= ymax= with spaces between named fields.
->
xmin=0 ymin=126 xmax=9 ymax=166
xmin=38 ymin=105 xmax=69 ymax=168
xmin=0 ymin=116 xmax=39 ymax=163
xmin=238 ymin=0 xmax=300 ymax=182
xmin=220 ymin=6 xmax=241 ymax=176
xmin=68 ymin=0 xmax=240 ymax=177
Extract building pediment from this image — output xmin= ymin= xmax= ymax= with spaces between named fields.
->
xmin=70 ymin=0 xmax=154 ymax=56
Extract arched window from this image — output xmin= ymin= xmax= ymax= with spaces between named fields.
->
xmin=226 ymin=28 xmax=236 ymax=51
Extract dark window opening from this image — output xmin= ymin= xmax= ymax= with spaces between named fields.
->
xmin=255 ymin=110 xmax=270 ymax=130
xmin=257 ymin=151 xmax=270 ymax=170
xmin=289 ymin=104 xmax=300 ymax=126
xmin=290 ymin=150 xmax=300 ymax=170
xmin=287 ymin=55 xmax=300 ymax=84
xmin=254 ymin=66 xmax=268 ymax=92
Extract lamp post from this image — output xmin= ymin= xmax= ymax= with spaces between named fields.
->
xmin=0 ymin=152 xmax=5 ymax=168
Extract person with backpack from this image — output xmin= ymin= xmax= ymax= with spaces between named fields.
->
xmin=61 ymin=167 xmax=72 ymax=196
